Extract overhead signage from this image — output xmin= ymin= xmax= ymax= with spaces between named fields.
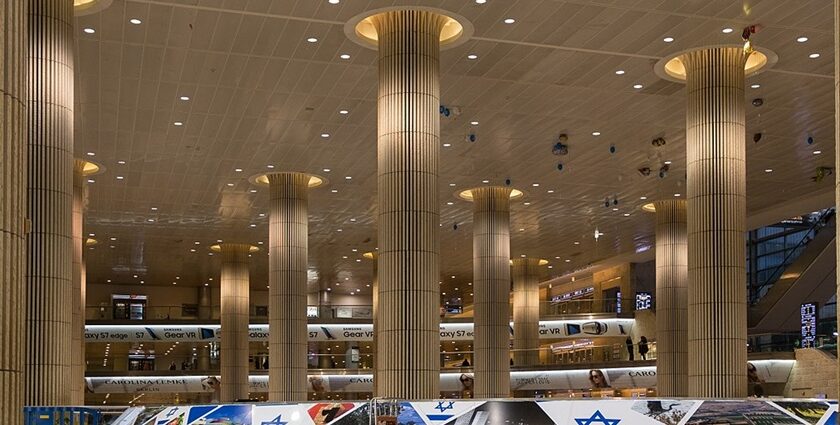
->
xmin=551 ymin=286 xmax=594 ymax=303
xmin=86 ymin=319 xmax=636 ymax=343
xmin=550 ymin=339 xmax=594 ymax=354
xmin=635 ymin=292 xmax=652 ymax=310
xmin=306 ymin=306 xmax=319 ymax=318
xmin=800 ymin=302 xmax=818 ymax=348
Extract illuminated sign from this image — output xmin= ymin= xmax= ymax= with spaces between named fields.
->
xmin=800 ymin=302 xmax=818 ymax=348
xmin=635 ymin=292 xmax=652 ymax=310
xmin=306 ymin=306 xmax=319 ymax=318
xmin=551 ymin=286 xmax=594 ymax=303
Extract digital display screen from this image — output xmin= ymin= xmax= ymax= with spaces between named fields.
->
xmin=800 ymin=302 xmax=818 ymax=348
xmin=635 ymin=292 xmax=652 ymax=311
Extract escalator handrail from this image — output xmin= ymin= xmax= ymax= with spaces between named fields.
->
xmin=750 ymin=208 xmax=836 ymax=304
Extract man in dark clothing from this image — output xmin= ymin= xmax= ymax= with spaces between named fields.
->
xmin=626 ymin=337 xmax=635 ymax=361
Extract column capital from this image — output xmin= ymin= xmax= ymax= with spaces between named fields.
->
xmin=654 ymin=44 xmax=776 ymax=83
xmin=74 ymin=159 xmax=102 ymax=176
xmin=210 ymin=243 xmax=259 ymax=257
xmin=345 ymin=7 xmax=473 ymax=51
xmin=641 ymin=198 xmax=687 ymax=213
xmin=510 ymin=257 xmax=548 ymax=268
xmin=458 ymin=186 xmax=523 ymax=203
xmin=250 ymin=171 xmax=326 ymax=188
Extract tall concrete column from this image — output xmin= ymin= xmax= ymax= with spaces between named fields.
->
xmin=511 ymin=257 xmax=542 ymax=368
xmin=0 ymin=0 xmax=27 ymax=420
xmin=652 ymin=200 xmax=688 ymax=396
xmin=365 ymin=9 xmax=449 ymax=400
xmin=464 ymin=187 xmax=512 ymax=397
xmin=264 ymin=172 xmax=312 ymax=402
xmin=71 ymin=160 xmax=95 ymax=405
xmin=678 ymin=47 xmax=749 ymax=397
xmin=198 ymin=285 xmax=212 ymax=320
xmin=215 ymin=243 xmax=255 ymax=402
xmin=26 ymin=0 xmax=75 ymax=406
xmin=836 ymin=0 xmax=840 ymax=400
xmin=196 ymin=344 xmax=211 ymax=371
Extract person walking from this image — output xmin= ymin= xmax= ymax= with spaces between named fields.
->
xmin=625 ymin=337 xmax=635 ymax=361
xmin=638 ymin=336 xmax=649 ymax=360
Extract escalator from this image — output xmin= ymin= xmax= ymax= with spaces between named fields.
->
xmin=749 ymin=211 xmax=836 ymax=333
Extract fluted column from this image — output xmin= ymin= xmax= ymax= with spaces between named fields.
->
xmin=217 ymin=243 xmax=253 ymax=402
xmin=370 ymin=10 xmax=448 ymax=399
xmin=198 ymin=285 xmax=212 ymax=320
xmin=511 ymin=258 xmax=542 ymax=368
xmin=70 ymin=160 xmax=88 ymax=405
xmin=467 ymin=187 xmax=512 ymax=397
xmin=364 ymin=252 xmax=379 ymax=381
xmin=267 ymin=172 xmax=309 ymax=402
xmin=1 ymin=0 xmax=27 ymax=420
xmin=836 ymin=0 xmax=840 ymax=400
xmin=26 ymin=0 xmax=75 ymax=406
xmin=653 ymin=200 xmax=688 ymax=396
xmin=682 ymin=47 xmax=748 ymax=398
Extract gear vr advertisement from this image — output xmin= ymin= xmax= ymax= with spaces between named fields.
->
xmin=86 ymin=319 xmax=634 ymax=343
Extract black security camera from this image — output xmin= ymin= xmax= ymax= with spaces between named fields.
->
xmin=752 ymin=98 xmax=764 ymax=107
xmin=753 ymin=133 xmax=762 ymax=143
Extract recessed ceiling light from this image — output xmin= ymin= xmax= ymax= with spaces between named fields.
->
xmin=226 ymin=183 xmax=234 ymax=187
xmin=151 ymin=207 xmax=158 ymax=211
xmin=179 ymin=96 xmax=190 ymax=101
xmin=475 ymin=0 xmax=486 ymax=3
xmin=249 ymin=224 xmax=256 ymax=228
xmin=86 ymin=152 xmax=95 ymax=156
xmin=249 ymin=189 xmax=257 ymax=193
xmin=442 ymin=143 xmax=451 ymax=147
xmin=612 ymin=208 xmax=619 ymax=211
xmin=503 ymin=18 xmax=515 ymax=24
xmin=449 ymin=183 xmax=456 ymax=187
xmin=750 ymin=84 xmax=761 ymax=89
xmin=467 ymin=54 xmax=478 ymax=60
xmin=234 ymin=168 xmax=243 ymax=172
xmin=809 ymin=53 xmax=820 ymax=59
xmin=339 ymin=109 xmax=349 ymax=115
xmin=173 ymin=121 xmax=183 ymax=126
xmin=117 ymin=160 xmax=126 ymax=164
xmin=87 ymin=179 xmax=94 ymax=183
xmin=147 ymin=218 xmax=155 ymax=222
xmin=547 ymin=189 xmax=554 ymax=193
xmin=116 ymin=176 xmax=124 ymax=180
xmin=112 ymin=238 xmax=118 ymax=241
xmin=344 ymin=176 xmax=352 ymax=180
xmin=446 ymin=202 xmax=454 ymax=205
xmin=591 ymin=131 xmax=601 ymax=136
xmin=564 ymin=259 xmax=571 ymax=263
xmin=640 ymin=196 xmax=647 ymax=200
xmin=531 ymin=183 xmax=540 ymax=187
xmin=320 ymin=133 xmax=330 ymax=138
xmin=664 ymin=160 xmax=672 ymax=165
xmin=266 ymin=164 xmax=275 ymax=169
xmin=633 ymin=84 xmax=643 ymax=89
xmin=797 ymin=36 xmax=809 ymax=43
xmin=307 ymin=37 xmax=318 ymax=43
xmin=331 ymin=189 xmax=338 ymax=193
xmin=329 ymin=0 xmax=340 ymax=4
xmin=813 ymin=150 xmax=822 ymax=155
xmin=615 ymin=70 xmax=625 ymax=75
xmin=573 ymin=241 xmax=580 ymax=245
xmin=623 ymin=213 xmax=631 ymax=217
xmin=83 ymin=28 xmax=95 ymax=34
xmin=470 ymin=121 xmax=479 ymax=125
xmin=764 ymin=169 xmax=773 ymax=173
xmin=129 ymin=18 xmax=142 ymax=24
xmin=663 ymin=36 xmax=674 ymax=43
xmin=674 ymin=193 xmax=681 ymax=197
xmin=524 ymin=202 xmax=531 ymax=206
xmin=323 ymin=168 xmax=331 ymax=172
xmin=722 ymin=27 xmax=734 ymax=34
xmin=339 ymin=54 xmax=350 ymax=60
xmin=481 ymin=179 xmax=489 ymax=184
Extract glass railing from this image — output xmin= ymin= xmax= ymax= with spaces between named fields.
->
xmin=86 ymin=343 xmax=658 ymax=374
xmin=86 ymin=305 xmax=375 ymax=322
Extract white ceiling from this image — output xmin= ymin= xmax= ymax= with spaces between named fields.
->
xmin=74 ymin=0 xmax=836 ymax=304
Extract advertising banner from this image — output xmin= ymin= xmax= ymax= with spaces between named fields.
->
xmin=86 ymin=318 xmax=634 ymax=343
xmin=138 ymin=400 xmax=837 ymax=425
